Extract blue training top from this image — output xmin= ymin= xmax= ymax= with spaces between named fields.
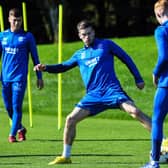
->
xmin=153 ymin=20 xmax=168 ymax=87
xmin=45 ymin=38 xmax=143 ymax=93
xmin=0 ymin=29 xmax=42 ymax=82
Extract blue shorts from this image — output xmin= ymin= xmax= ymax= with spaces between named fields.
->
xmin=76 ymin=88 xmax=132 ymax=115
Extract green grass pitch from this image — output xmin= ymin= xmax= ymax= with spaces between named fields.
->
xmin=0 ymin=36 xmax=168 ymax=167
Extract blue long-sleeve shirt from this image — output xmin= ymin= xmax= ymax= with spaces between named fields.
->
xmin=0 ymin=29 xmax=42 ymax=82
xmin=45 ymin=38 xmax=143 ymax=92
xmin=153 ymin=20 xmax=168 ymax=87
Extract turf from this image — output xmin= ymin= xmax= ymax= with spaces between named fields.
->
xmin=0 ymin=36 xmax=168 ymax=167
xmin=0 ymin=112 xmax=168 ymax=168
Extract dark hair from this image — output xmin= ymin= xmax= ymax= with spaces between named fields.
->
xmin=77 ymin=20 xmax=93 ymax=31
xmin=9 ymin=8 xmax=22 ymax=17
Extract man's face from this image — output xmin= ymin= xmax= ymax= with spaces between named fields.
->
xmin=154 ymin=6 xmax=165 ymax=25
xmin=8 ymin=15 xmax=22 ymax=32
xmin=78 ymin=27 xmax=95 ymax=47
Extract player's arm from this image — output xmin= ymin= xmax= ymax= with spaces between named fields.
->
xmin=34 ymin=54 xmax=78 ymax=73
xmin=136 ymin=82 xmax=145 ymax=90
xmin=153 ymin=27 xmax=168 ymax=78
xmin=109 ymin=40 xmax=144 ymax=88
xmin=0 ymin=32 xmax=3 ymax=60
xmin=34 ymin=61 xmax=77 ymax=73
xmin=27 ymin=32 xmax=44 ymax=89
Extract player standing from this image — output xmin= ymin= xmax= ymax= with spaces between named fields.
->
xmin=0 ymin=8 xmax=44 ymax=142
xmin=141 ymin=0 xmax=168 ymax=168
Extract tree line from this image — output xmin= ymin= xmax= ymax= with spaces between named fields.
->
xmin=0 ymin=0 xmax=158 ymax=43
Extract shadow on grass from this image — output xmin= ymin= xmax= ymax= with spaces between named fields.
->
xmin=0 ymin=154 xmax=140 ymax=166
xmin=0 ymin=162 xmax=32 ymax=165
xmin=0 ymin=161 xmax=142 ymax=166
xmin=31 ymin=138 xmax=150 ymax=142
xmin=0 ymin=153 xmax=132 ymax=158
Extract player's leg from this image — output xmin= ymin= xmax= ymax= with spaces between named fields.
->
xmin=49 ymin=107 xmax=90 ymax=165
xmin=140 ymin=88 xmax=168 ymax=168
xmin=63 ymin=106 xmax=90 ymax=145
xmin=150 ymin=88 xmax=168 ymax=163
xmin=1 ymin=82 xmax=16 ymax=142
xmin=2 ymin=82 xmax=13 ymax=119
xmin=120 ymin=100 xmax=151 ymax=131
xmin=11 ymin=81 xmax=27 ymax=141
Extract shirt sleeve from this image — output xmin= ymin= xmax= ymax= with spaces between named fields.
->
xmin=0 ymin=32 xmax=3 ymax=58
xmin=27 ymin=32 xmax=42 ymax=79
xmin=108 ymin=40 xmax=144 ymax=83
xmin=45 ymin=54 xmax=78 ymax=73
xmin=153 ymin=26 xmax=168 ymax=77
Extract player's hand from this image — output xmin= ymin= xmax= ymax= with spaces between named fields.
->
xmin=34 ymin=64 xmax=46 ymax=71
xmin=37 ymin=79 xmax=44 ymax=89
xmin=136 ymin=82 xmax=145 ymax=90
xmin=153 ymin=74 xmax=158 ymax=87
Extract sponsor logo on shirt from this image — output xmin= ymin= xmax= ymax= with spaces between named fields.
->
xmin=5 ymin=47 xmax=19 ymax=54
xmin=85 ymin=56 xmax=100 ymax=67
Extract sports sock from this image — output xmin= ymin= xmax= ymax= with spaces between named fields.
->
xmin=62 ymin=144 xmax=72 ymax=158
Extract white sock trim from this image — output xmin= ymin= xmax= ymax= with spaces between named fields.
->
xmin=62 ymin=144 xmax=72 ymax=158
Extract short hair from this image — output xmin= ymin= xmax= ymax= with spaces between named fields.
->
xmin=77 ymin=20 xmax=93 ymax=32
xmin=9 ymin=8 xmax=22 ymax=17
xmin=154 ymin=0 xmax=168 ymax=13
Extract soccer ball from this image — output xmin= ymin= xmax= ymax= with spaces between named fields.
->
xmin=159 ymin=152 xmax=168 ymax=163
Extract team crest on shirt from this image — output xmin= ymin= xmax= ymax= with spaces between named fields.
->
xmin=81 ymin=52 xmax=86 ymax=59
xmin=18 ymin=36 xmax=25 ymax=42
xmin=97 ymin=44 xmax=103 ymax=49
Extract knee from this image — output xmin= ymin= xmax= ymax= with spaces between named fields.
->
xmin=65 ymin=115 xmax=77 ymax=128
xmin=13 ymin=103 xmax=22 ymax=112
xmin=129 ymin=108 xmax=141 ymax=118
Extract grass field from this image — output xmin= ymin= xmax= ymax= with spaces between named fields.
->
xmin=0 ymin=36 xmax=168 ymax=167
xmin=0 ymin=112 xmax=168 ymax=168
